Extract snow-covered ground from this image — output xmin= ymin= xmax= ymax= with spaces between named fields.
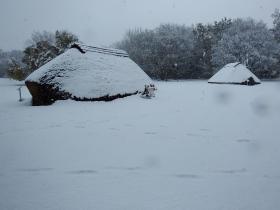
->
xmin=1 ymin=78 xmax=280 ymax=210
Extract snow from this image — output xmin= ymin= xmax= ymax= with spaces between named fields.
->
xmin=1 ymin=78 xmax=280 ymax=210
xmin=208 ymin=62 xmax=261 ymax=84
xmin=26 ymin=46 xmax=152 ymax=98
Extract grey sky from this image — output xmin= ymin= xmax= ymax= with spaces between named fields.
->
xmin=0 ymin=0 xmax=279 ymax=50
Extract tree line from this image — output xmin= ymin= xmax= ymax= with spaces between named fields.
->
xmin=0 ymin=30 xmax=78 ymax=80
xmin=0 ymin=9 xmax=280 ymax=81
xmin=115 ymin=9 xmax=280 ymax=80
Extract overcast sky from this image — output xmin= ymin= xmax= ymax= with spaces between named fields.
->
xmin=0 ymin=0 xmax=279 ymax=50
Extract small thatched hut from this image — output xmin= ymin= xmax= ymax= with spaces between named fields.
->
xmin=208 ymin=63 xmax=261 ymax=86
xmin=25 ymin=43 xmax=152 ymax=105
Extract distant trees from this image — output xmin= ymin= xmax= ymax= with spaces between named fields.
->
xmin=7 ymin=60 xmax=26 ymax=81
xmin=22 ymin=30 xmax=78 ymax=75
xmin=25 ymin=31 xmax=56 ymax=46
xmin=272 ymin=9 xmax=280 ymax=43
xmin=212 ymin=18 xmax=280 ymax=78
xmin=153 ymin=24 xmax=194 ymax=80
xmin=0 ymin=50 xmax=24 ymax=78
xmin=0 ymin=30 xmax=78 ymax=80
xmin=116 ymin=12 xmax=280 ymax=80
xmin=116 ymin=19 xmax=234 ymax=80
xmin=55 ymin=30 xmax=78 ymax=53
xmin=2 ymin=10 xmax=280 ymax=81
xmin=115 ymin=29 xmax=157 ymax=78
xmin=116 ymin=24 xmax=195 ymax=80
xmin=272 ymin=9 xmax=280 ymax=76
xmin=191 ymin=18 xmax=232 ymax=78
xmin=0 ymin=49 xmax=8 ymax=77
xmin=22 ymin=39 xmax=59 ymax=74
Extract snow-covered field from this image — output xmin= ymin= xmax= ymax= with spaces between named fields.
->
xmin=1 ymin=78 xmax=280 ymax=210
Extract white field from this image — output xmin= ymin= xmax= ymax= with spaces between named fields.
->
xmin=1 ymin=78 xmax=280 ymax=210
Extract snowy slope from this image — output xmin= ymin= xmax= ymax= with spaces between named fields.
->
xmin=209 ymin=62 xmax=261 ymax=84
xmin=1 ymin=78 xmax=280 ymax=210
xmin=26 ymin=46 xmax=152 ymax=98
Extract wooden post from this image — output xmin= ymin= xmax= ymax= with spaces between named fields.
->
xmin=18 ymin=87 xmax=23 ymax=102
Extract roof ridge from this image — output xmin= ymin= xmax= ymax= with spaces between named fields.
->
xmin=234 ymin=62 xmax=241 ymax=68
xmin=71 ymin=43 xmax=129 ymax=57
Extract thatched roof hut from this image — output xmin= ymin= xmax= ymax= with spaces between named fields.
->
xmin=25 ymin=44 xmax=152 ymax=105
xmin=208 ymin=63 xmax=261 ymax=86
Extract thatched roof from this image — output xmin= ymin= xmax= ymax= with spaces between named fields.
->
xmin=208 ymin=63 xmax=261 ymax=86
xmin=25 ymin=43 xmax=152 ymax=105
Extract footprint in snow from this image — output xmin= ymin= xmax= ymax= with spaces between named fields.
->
xmin=186 ymin=133 xmax=219 ymax=139
xmin=144 ymin=131 xmax=157 ymax=135
xmin=17 ymin=168 xmax=53 ymax=173
xmin=173 ymin=174 xmax=201 ymax=179
xmin=68 ymin=170 xmax=98 ymax=175
xmin=74 ymin=125 xmax=85 ymax=129
xmin=200 ymin=128 xmax=210 ymax=132
xmin=49 ymin=124 xmax=62 ymax=128
xmin=263 ymin=175 xmax=280 ymax=179
xmin=105 ymin=166 xmax=142 ymax=171
xmin=186 ymin=133 xmax=201 ymax=137
xmin=236 ymin=139 xmax=251 ymax=143
xmin=109 ymin=127 xmax=120 ymax=131
xmin=217 ymin=168 xmax=247 ymax=174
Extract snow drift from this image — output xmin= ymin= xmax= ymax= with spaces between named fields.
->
xmin=25 ymin=44 xmax=152 ymax=105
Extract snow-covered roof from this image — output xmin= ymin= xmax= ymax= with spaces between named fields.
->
xmin=208 ymin=62 xmax=261 ymax=84
xmin=26 ymin=44 xmax=152 ymax=99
